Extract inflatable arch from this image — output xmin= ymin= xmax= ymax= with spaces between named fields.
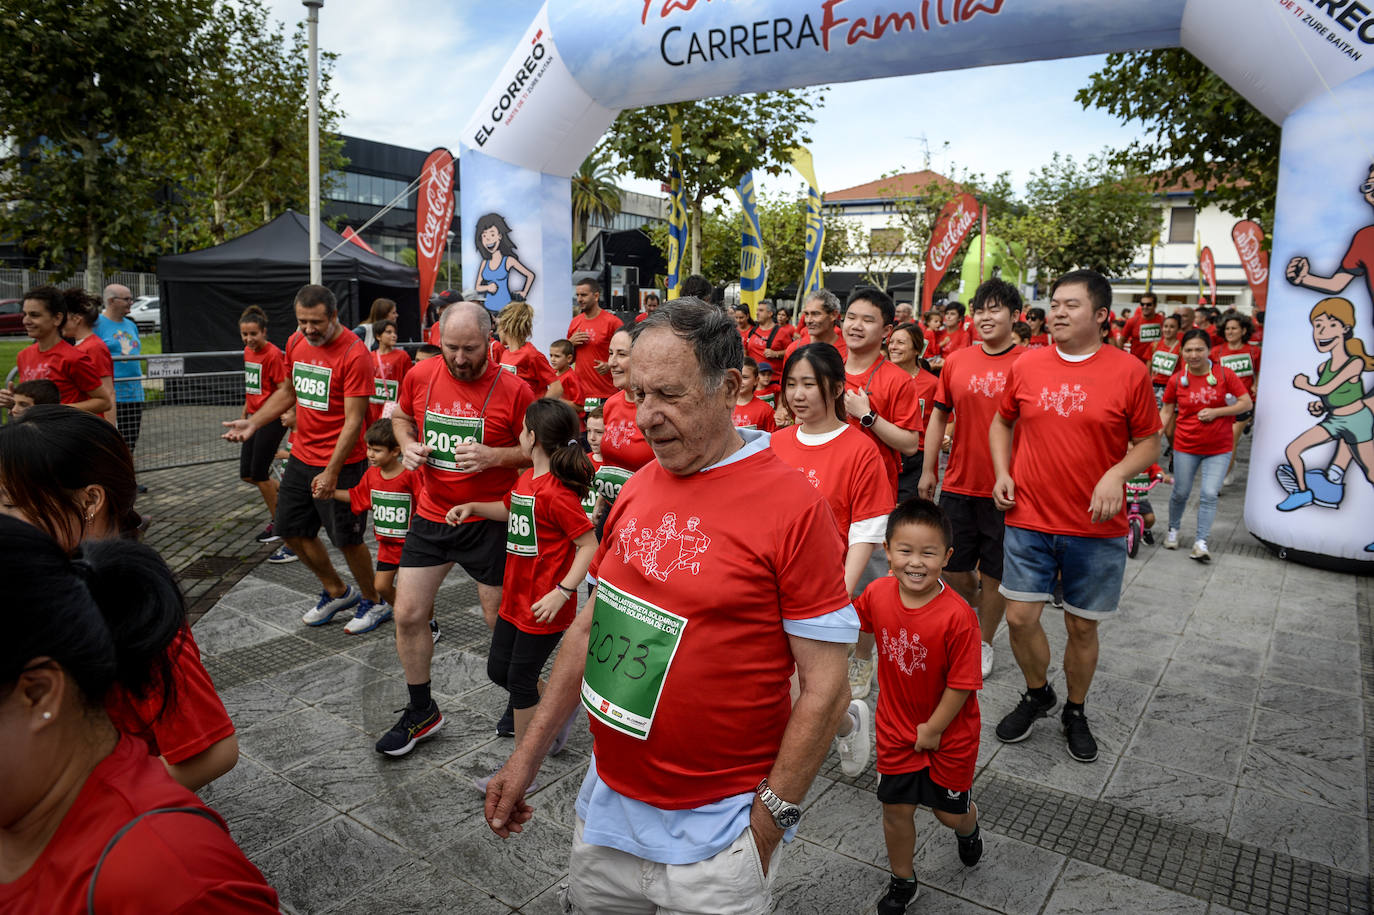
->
xmin=462 ymin=0 xmax=1374 ymax=570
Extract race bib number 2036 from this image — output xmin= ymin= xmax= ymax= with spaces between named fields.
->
xmin=580 ymin=581 xmax=687 ymax=740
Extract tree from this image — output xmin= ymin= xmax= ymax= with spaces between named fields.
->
xmin=833 ymin=218 xmax=911 ymax=293
xmin=602 ymin=89 xmax=823 ymax=274
xmin=988 ymin=208 xmax=1071 ymax=297
xmin=1025 ymin=152 xmax=1160 ymax=280
xmin=571 ymin=146 xmax=622 ymax=250
xmin=0 ymin=0 xmax=214 ymax=287
xmin=1076 ymin=49 xmax=1280 ymax=231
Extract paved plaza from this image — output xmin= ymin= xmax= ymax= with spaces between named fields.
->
xmin=138 ymin=443 xmax=1371 ymax=914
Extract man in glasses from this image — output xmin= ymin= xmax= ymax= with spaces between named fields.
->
xmin=95 ymin=285 xmax=145 ymax=458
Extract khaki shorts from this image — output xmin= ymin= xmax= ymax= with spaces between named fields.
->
xmin=560 ymin=816 xmax=781 ymax=915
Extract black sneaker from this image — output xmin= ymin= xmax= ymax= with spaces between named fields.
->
xmin=995 ymin=685 xmax=1057 ymax=743
xmin=375 ymin=701 xmax=444 ymax=757
xmin=957 ymin=824 xmax=983 ymax=866
xmin=1142 ymin=528 xmax=1155 ymax=545
xmin=496 ymin=703 xmax=515 ymax=738
xmin=877 ymin=876 xmax=918 ymax=914
xmin=255 ymin=522 xmax=280 ymax=543
xmin=1062 ymin=707 xmax=1099 ymax=763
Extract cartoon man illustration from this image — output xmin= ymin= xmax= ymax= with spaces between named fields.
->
xmin=1287 ymin=164 xmax=1374 ymax=309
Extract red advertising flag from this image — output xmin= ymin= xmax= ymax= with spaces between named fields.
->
xmin=1231 ymin=219 xmax=1270 ymax=312
xmin=416 ymin=148 xmax=456 ymax=312
xmin=1199 ymin=246 xmax=1217 ymax=306
xmin=922 ymin=192 xmax=979 ymax=313
xmin=341 ymin=226 xmax=376 ymax=254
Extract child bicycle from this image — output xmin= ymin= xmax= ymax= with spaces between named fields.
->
xmin=1125 ymin=474 xmax=1163 ymax=558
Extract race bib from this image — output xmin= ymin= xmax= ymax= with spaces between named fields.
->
xmin=1219 ymin=352 xmax=1254 ymax=378
xmin=1139 ymin=322 xmax=1162 ymax=343
xmin=244 ymin=361 xmax=262 ymax=396
xmin=761 ymin=393 xmax=775 ymax=407
xmin=371 ymin=377 xmax=399 ymax=404
xmin=292 ymin=363 xmax=332 ymax=412
xmin=592 ymin=464 xmax=634 ymax=503
xmin=581 ymin=486 xmax=597 ymax=520
xmin=371 ymin=490 xmax=411 ymax=539
xmin=580 ymin=580 xmax=687 ymax=740
xmin=506 ymin=492 xmax=538 ymax=557
xmin=583 ymin=397 xmax=604 ymax=413
xmin=1150 ymin=349 xmax=1179 ymax=378
xmin=423 ymin=410 xmax=483 ymax=471
xmin=499 ymin=362 xmax=518 ymax=375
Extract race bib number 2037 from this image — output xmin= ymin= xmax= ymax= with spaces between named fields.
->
xmin=580 ymin=581 xmax=687 ymax=740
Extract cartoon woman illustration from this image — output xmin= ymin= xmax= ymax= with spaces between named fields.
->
xmin=474 ymin=213 xmax=535 ymax=311
xmin=1277 ymin=298 xmax=1374 ymax=533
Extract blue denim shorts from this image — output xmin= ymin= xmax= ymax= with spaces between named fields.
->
xmin=999 ymin=525 xmax=1127 ymax=620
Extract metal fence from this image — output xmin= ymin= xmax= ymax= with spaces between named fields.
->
xmin=0 ymin=269 xmax=158 ymax=299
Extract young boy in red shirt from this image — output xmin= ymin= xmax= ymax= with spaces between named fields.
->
xmin=547 ymin=338 xmax=583 ymax=414
xmin=857 ymin=499 xmax=983 ymax=915
xmin=732 ymin=357 xmax=777 ymax=431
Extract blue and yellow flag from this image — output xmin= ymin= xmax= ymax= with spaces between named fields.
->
xmin=735 ymin=171 xmax=767 ymax=318
xmin=665 ymin=119 xmax=688 ymax=300
xmin=790 ymin=147 xmax=825 ymax=295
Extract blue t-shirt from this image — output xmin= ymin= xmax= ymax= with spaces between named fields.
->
xmin=94 ymin=315 xmax=144 ymax=403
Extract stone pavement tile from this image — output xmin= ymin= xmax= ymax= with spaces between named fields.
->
xmin=795 ymin=781 xmax=889 ymax=868
xmin=985 ymin=729 xmax=1115 ymax=799
xmin=343 ymin=627 xmax=457 ymax=674
xmin=1255 ymin=678 xmax=1363 ymax=730
xmin=1228 ymin=787 xmax=1368 ymax=874
xmin=530 ymin=766 xmax=587 ymax=832
xmin=190 ymin=612 xmax=286 ymax=655
xmin=914 ymin=831 xmax=1064 ymax=915
xmin=1157 ymin=659 xmax=1259 ymax=707
xmin=352 ymin=767 xmax=494 ymax=854
xmin=522 ymin=883 xmax=567 ymax=915
xmin=456 ymin=682 xmax=519 ymax=722
xmin=1114 ymin=597 xmax=1195 ymax=636
xmin=1141 ymin=685 xmax=1252 ymax=738
xmin=1275 ymin=594 xmax=1360 ymax=640
xmin=1181 ymin=615 xmax=1273 ymax=652
xmin=1267 ymin=630 xmax=1362 ymax=668
xmin=1169 ymin=636 xmax=1267 ymax=678
xmin=1239 ymin=744 xmax=1365 ymax=811
xmin=218 ymin=679 xmax=308 ymax=729
xmin=1250 ymin=707 xmax=1363 ymax=763
xmin=196 ymin=757 xmax=340 ymax=859
xmin=1095 ymin=646 xmax=1170 ymax=686
xmin=257 ymin=652 xmax=385 ymax=705
xmin=1100 ymin=757 xmax=1236 ymax=832
xmin=325 ymin=859 xmax=514 ymax=914
xmin=425 ymin=812 xmax=572 ymax=909
xmin=281 ymin=741 xmax=438 ymax=813
xmin=430 ymin=647 xmax=498 ymax=698
xmin=1042 ymin=860 xmax=1207 ymax=915
xmin=1107 ymin=606 xmax=1192 ymax=640
xmin=1259 ymin=651 xmax=1360 ymax=695
xmin=237 ymin=706 xmax=369 ymax=771
xmin=214 ymin=579 xmax=314 ymax=618
xmin=1125 ymin=719 xmax=1246 ymax=783
xmin=768 ymin=839 xmax=894 ymax=915
xmin=255 ymin=815 xmax=413 ymax=914
xmin=441 ymin=738 xmax=590 ymax=794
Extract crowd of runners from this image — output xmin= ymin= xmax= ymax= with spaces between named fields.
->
xmin=0 ymin=268 xmax=1271 ymax=913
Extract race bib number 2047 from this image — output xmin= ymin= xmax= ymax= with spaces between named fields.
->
xmin=580 ymin=581 xmax=687 ymax=740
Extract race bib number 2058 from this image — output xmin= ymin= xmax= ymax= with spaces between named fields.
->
xmin=293 ymin=363 xmax=332 ymax=411
xmin=580 ymin=581 xmax=687 ymax=740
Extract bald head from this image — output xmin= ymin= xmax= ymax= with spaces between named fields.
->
xmin=439 ymin=301 xmax=492 ymax=381
xmin=102 ymin=284 xmax=133 ymax=320
xmin=441 ymin=300 xmax=492 ymax=338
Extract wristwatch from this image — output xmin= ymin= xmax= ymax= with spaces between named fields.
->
xmin=756 ymin=778 xmax=802 ymax=829
xmin=860 ymin=409 xmax=878 ymax=428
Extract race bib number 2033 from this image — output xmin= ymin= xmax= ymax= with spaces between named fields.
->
xmin=580 ymin=581 xmax=687 ymax=740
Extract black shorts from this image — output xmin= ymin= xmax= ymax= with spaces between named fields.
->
xmin=376 ymin=560 xmax=398 ymax=572
xmin=239 ymin=418 xmax=288 ymax=482
xmin=115 ymin=401 xmax=144 ymax=452
xmin=400 ymin=515 xmax=506 ymax=587
xmin=897 ymin=451 xmax=923 ymax=503
xmin=877 ymin=768 xmax=971 ymax=814
xmin=939 ymin=491 xmax=1006 ymax=581
xmin=275 ymin=456 xmax=368 ymax=547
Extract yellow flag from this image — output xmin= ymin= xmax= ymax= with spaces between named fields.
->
xmin=789 ymin=147 xmax=825 ymax=295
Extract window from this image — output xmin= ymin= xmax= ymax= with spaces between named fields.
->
xmin=1168 ymin=206 xmax=1196 ymax=244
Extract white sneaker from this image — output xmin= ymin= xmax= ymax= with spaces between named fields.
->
xmin=1164 ymin=529 xmax=1179 ymax=550
xmin=835 ymin=699 xmax=871 ymax=777
xmin=1223 ymin=472 xmax=1235 ymax=488
xmin=344 ymin=600 xmax=393 ymax=634
xmin=981 ymin=642 xmax=994 ymax=679
xmin=848 ymin=655 xmax=875 ymax=700
xmin=1190 ymin=539 xmax=1211 ymax=563
xmin=301 ymin=585 xmax=360 ymax=626
xmin=430 ymin=619 xmax=442 ymax=644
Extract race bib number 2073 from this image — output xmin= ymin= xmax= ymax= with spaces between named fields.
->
xmin=580 ymin=581 xmax=687 ymax=740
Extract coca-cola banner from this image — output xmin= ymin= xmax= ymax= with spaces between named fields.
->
xmin=1231 ymin=219 xmax=1269 ymax=312
xmin=922 ymin=193 xmax=979 ymax=314
xmin=416 ymin=148 xmax=456 ymax=314
xmin=1199 ymin=246 xmax=1216 ymax=306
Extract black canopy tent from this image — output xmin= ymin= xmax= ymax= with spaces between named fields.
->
xmin=157 ymin=210 xmax=421 ymax=353
xmin=573 ymin=228 xmax=668 ymax=319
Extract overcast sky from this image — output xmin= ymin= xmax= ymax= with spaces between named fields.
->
xmin=266 ymin=0 xmax=1147 ymax=202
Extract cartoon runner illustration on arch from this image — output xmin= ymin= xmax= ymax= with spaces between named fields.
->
xmin=474 ymin=213 xmax=535 ymax=311
xmin=1275 ymin=299 xmax=1374 ymax=551
xmin=1286 ymin=163 xmax=1374 ymax=311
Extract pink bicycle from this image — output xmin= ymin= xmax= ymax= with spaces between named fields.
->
xmin=1125 ymin=475 xmax=1163 ymax=559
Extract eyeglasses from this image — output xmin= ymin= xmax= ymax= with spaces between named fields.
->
xmin=1361 ymin=179 xmax=1374 ymax=195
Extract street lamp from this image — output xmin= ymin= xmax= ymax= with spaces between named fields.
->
xmin=446 ymin=230 xmax=455 ymax=287
xmin=304 ymin=0 xmax=324 ymax=285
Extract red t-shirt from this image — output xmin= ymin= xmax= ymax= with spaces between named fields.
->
xmin=1123 ymin=310 xmax=1164 ymax=360
xmin=349 ymin=465 xmax=419 ymax=565
xmin=856 ymin=578 xmax=982 ymax=789
xmin=784 ymin=332 xmax=847 ymax=366
xmin=16 ymin=339 xmax=101 ymax=405
xmin=396 ymin=356 xmax=534 ymax=524
xmin=934 ymin=344 xmax=1024 ymax=498
xmin=845 ymin=358 xmax=923 ymax=494
xmin=243 ymin=343 xmax=287 ymax=415
xmin=371 ymin=348 xmax=412 ymax=402
xmin=911 ymin=367 xmax=939 ymax=433
xmin=426 ymin=322 xmax=441 ymax=347
xmin=284 ymin=328 xmax=373 ymax=467
xmin=497 ymin=341 xmax=557 ymax=399
xmin=587 ymin=448 xmax=850 ymax=809
xmin=0 ymin=736 xmax=279 ymax=914
xmin=922 ymin=327 xmax=941 ymax=359
xmin=552 ymin=368 xmax=583 ymax=414
xmin=938 ymin=327 xmax=971 ymax=356
xmin=104 ymin=627 xmax=235 ymax=765
xmin=1147 ymin=340 xmax=1182 ymax=386
xmin=1164 ymin=365 xmax=1249 ymax=456
xmin=567 ymin=309 xmax=623 ymax=399
xmin=997 ymin=345 xmax=1161 ymax=538
xmin=601 ymin=391 xmax=655 ymax=472
xmin=732 ymin=397 xmax=777 ymax=432
xmin=75 ymin=333 xmax=114 ymax=379
xmin=769 ymin=425 xmax=893 ymax=542
xmin=1025 ymin=333 xmax=1050 ymax=350
xmin=746 ymin=324 xmax=791 ymax=363
xmin=1211 ymin=343 xmax=1262 ymax=397
xmin=500 ymin=469 xmax=594 ymax=635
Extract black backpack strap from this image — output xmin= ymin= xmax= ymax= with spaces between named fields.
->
xmin=87 ymin=806 xmax=226 ymax=915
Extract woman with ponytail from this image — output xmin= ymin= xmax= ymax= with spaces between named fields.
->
xmin=0 ymin=518 xmax=278 ymax=912
xmin=447 ymin=398 xmax=597 ymax=787
xmin=0 ymin=405 xmax=239 ymax=790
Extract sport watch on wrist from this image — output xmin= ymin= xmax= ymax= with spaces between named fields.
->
xmin=860 ymin=409 xmax=878 ymax=427
xmin=755 ymin=778 xmax=802 ymax=829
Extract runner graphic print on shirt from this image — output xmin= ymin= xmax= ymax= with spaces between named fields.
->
xmin=1039 ymin=383 xmax=1088 ymax=417
xmin=882 ymin=626 xmax=929 ymax=675
xmin=618 ymin=512 xmax=711 ymax=582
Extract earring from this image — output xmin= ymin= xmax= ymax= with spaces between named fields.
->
xmin=42 ymin=711 xmax=52 ymax=720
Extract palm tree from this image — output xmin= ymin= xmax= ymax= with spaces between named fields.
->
xmin=571 ymin=147 xmax=622 ymax=248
